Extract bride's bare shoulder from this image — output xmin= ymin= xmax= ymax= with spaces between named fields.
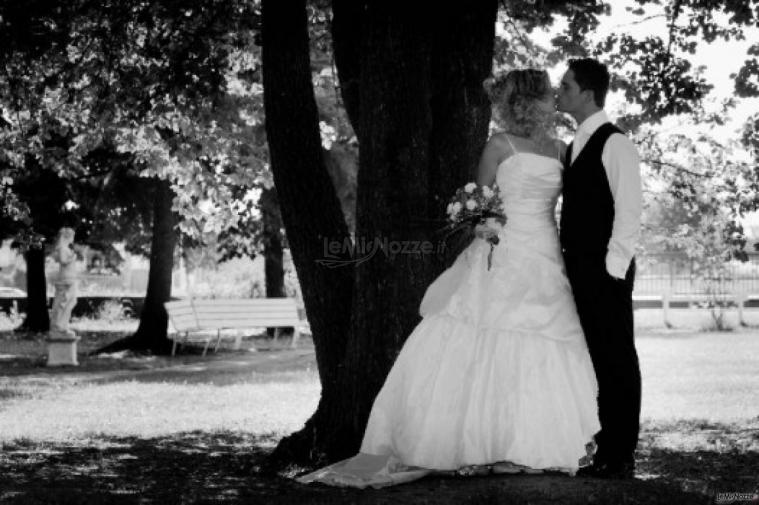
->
xmin=488 ymin=131 xmax=509 ymax=145
xmin=487 ymin=132 xmax=518 ymax=156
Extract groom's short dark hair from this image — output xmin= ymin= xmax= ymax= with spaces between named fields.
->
xmin=568 ymin=58 xmax=610 ymax=107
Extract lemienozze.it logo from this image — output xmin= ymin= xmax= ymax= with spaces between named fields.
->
xmin=316 ymin=236 xmax=446 ymax=268
xmin=714 ymin=491 xmax=759 ymax=504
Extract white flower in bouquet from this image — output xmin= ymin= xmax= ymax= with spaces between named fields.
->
xmin=442 ymin=182 xmax=506 ymax=271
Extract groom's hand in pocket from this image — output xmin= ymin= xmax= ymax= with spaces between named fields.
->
xmin=607 ymin=269 xmax=625 ymax=281
xmin=605 ymin=255 xmax=629 ymax=281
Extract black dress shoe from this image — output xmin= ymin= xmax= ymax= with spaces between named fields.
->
xmin=576 ymin=460 xmax=634 ymax=479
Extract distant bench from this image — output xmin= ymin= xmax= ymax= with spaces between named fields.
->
xmin=164 ymin=298 xmax=304 ymax=356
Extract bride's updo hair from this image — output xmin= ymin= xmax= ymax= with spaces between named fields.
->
xmin=483 ymin=69 xmax=553 ymax=138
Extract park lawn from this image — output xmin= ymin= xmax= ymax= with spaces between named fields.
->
xmin=0 ymin=370 xmax=320 ymax=442
xmin=0 ymin=324 xmax=758 ymax=504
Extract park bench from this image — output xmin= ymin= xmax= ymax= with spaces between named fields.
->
xmin=164 ymin=298 xmax=304 ymax=356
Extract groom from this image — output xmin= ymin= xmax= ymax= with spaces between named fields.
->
xmin=556 ymin=58 xmax=642 ymax=479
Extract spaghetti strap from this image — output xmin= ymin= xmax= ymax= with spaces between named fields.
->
xmin=504 ymin=134 xmax=518 ymax=154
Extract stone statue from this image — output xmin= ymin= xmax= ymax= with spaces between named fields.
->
xmin=47 ymin=227 xmax=80 ymax=366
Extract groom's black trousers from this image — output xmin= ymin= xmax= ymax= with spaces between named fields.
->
xmin=563 ymin=252 xmax=641 ymax=465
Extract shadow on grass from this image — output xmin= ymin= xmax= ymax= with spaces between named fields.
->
xmin=0 ymin=329 xmax=312 ymax=385
xmin=1 ymin=428 xmax=756 ymax=505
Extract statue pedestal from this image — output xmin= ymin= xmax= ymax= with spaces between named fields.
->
xmin=46 ymin=332 xmax=80 ymax=366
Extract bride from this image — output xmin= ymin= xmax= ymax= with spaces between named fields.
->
xmin=296 ymin=69 xmax=601 ymax=488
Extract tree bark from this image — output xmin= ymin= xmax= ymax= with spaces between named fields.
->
xmin=94 ymin=179 xmax=177 ymax=355
xmin=16 ymin=247 xmax=49 ymax=333
xmin=260 ymin=186 xmax=285 ymax=338
xmin=332 ymin=4 xmax=439 ymax=453
xmin=331 ymin=0 xmax=364 ymax=140
xmin=428 ymin=6 xmax=497 ymax=265
xmin=327 ymin=3 xmax=498 ymax=457
xmin=131 ymin=178 xmax=177 ymax=351
xmin=260 ymin=0 xmax=355 ymax=468
xmin=265 ymin=2 xmax=497 ymax=471
xmin=261 ymin=187 xmax=286 ymax=299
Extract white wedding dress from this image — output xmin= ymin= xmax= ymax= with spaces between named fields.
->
xmin=296 ymin=149 xmax=601 ymax=488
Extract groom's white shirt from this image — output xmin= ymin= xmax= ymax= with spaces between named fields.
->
xmin=570 ymin=109 xmax=642 ymax=280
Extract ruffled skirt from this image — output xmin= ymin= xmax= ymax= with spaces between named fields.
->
xmin=296 ymin=227 xmax=600 ymax=488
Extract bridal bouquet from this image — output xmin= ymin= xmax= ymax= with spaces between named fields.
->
xmin=446 ymin=182 xmax=507 ymax=270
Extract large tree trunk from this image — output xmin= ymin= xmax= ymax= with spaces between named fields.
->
xmin=94 ymin=179 xmax=177 ymax=355
xmin=427 ymin=7 xmax=496 ymax=266
xmin=329 ymin=3 xmax=497 ymax=457
xmin=332 ymin=4 xmax=439 ymax=453
xmin=330 ymin=0 xmax=363 ymax=141
xmin=261 ymin=187 xmax=286 ymax=300
xmin=324 ymin=144 xmax=358 ymax=235
xmin=260 ymin=187 xmax=285 ymax=338
xmin=16 ymin=247 xmax=49 ymax=333
xmin=265 ymin=2 xmax=497 ymax=471
xmin=260 ymin=0 xmax=355 ymax=468
xmin=131 ymin=179 xmax=177 ymax=351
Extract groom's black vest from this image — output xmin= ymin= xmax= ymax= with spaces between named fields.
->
xmin=560 ymin=122 xmax=625 ymax=255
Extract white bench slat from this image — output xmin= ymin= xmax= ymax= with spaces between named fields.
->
xmin=196 ymin=320 xmax=298 ymax=328
xmin=195 ymin=309 xmax=298 ymax=318
xmin=194 ymin=314 xmax=299 ymax=322
xmin=191 ymin=299 xmax=298 ymax=307
xmin=170 ymin=317 xmax=200 ymax=328
xmin=193 ymin=305 xmax=298 ymax=312
xmin=194 ymin=316 xmax=298 ymax=323
xmin=166 ymin=301 xmax=194 ymax=308
xmin=165 ymin=303 xmax=195 ymax=311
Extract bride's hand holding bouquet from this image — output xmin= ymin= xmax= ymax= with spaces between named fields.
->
xmin=446 ymin=182 xmax=506 ymax=270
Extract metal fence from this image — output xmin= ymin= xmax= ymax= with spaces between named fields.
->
xmin=634 ymin=252 xmax=759 ymax=295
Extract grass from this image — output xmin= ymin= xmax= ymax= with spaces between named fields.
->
xmin=636 ymin=330 xmax=759 ymax=420
xmin=0 ymin=372 xmax=320 ymax=443
xmin=634 ymin=306 xmax=759 ymax=331
xmin=1 ymin=314 xmax=759 ymax=503
xmin=0 ymin=316 xmax=136 ymax=369
xmin=2 ymin=326 xmax=757 ymax=440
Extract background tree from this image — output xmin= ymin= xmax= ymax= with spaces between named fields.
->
xmin=1 ymin=0 xmax=265 ymax=352
xmin=639 ymin=124 xmax=759 ymax=328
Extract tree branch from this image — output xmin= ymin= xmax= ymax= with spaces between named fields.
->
xmin=612 ymin=14 xmax=666 ymax=29
xmin=330 ymin=0 xmax=364 ymax=139
xmin=643 ymin=157 xmax=711 ymax=178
